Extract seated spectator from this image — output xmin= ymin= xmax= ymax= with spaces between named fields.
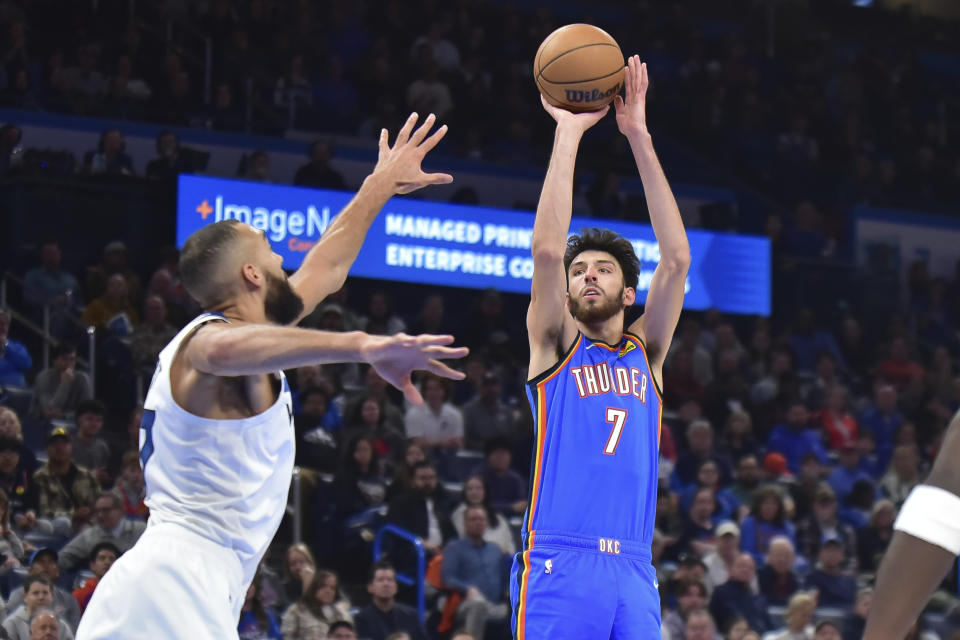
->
xmin=813 ymin=620 xmax=841 ymax=640
xmin=766 ymin=401 xmax=827 ymax=474
xmin=56 ymin=492 xmax=145 ymax=572
xmin=294 ymin=140 xmax=347 ymax=190
xmin=474 ymin=438 xmax=526 ymax=516
xmin=385 ymin=461 xmax=455 ymax=566
xmin=718 ymin=410 xmax=760 ymax=465
xmin=332 ymin=436 xmax=389 ymax=521
xmin=2 ymin=576 xmax=73 ymax=640
xmin=282 ymin=543 xmax=318 ymax=605
xmin=71 ymin=541 xmax=119 ymax=613
xmin=794 ymin=484 xmax=856 ymax=566
xmin=385 ymin=442 xmax=426 ymax=503
xmin=661 ymin=579 xmax=708 ymax=640
xmin=337 ymin=397 xmax=405 ymax=465
xmin=81 ymin=273 xmax=139 ymax=336
xmin=837 ymin=480 xmax=875 ymax=531
xmin=878 ymin=444 xmax=921 ymax=507
xmin=27 ymin=609 xmax=67 ymax=640
xmin=675 ymin=487 xmax=719 ymax=559
xmin=0 ymin=432 xmax=38 ymax=532
xmin=294 ymin=386 xmax=342 ymax=473
xmin=237 ymin=149 xmax=271 ymax=182
xmin=33 ymin=426 xmax=99 ymax=538
xmin=358 ymin=291 xmax=405 ymax=337
xmin=789 ymin=454 xmax=825 ymax=522
xmin=840 ymin=587 xmax=872 ymax=640
xmin=281 ymin=569 xmax=352 ymax=640
xmin=328 ymin=621 xmax=359 ymax=639
xmin=728 ymin=454 xmax=763 ymax=516
xmin=404 ymin=375 xmax=464 ymax=451
xmin=679 ymin=461 xmax=737 ymax=521
xmin=451 ymin=475 xmax=516 ymax=555
xmin=22 ymin=240 xmax=80 ymax=312
xmin=237 ymin=574 xmax=282 ymax=639
xmin=6 ymin=549 xmax=80 ymax=632
xmin=144 ymin=131 xmax=199 ymax=181
xmin=0 ymin=486 xmax=24 ymax=570
xmin=461 ymin=372 xmax=515 ymax=450
xmin=826 ymin=445 xmax=873 ymax=504
xmin=857 ymin=384 xmax=902 ymax=471
xmin=84 ymin=241 xmax=142 ymax=308
xmin=113 ymin=450 xmax=147 ymax=520
xmin=342 ymin=367 xmax=405 ymax=437
xmin=82 ymin=129 xmax=134 ymax=176
xmin=0 ymin=309 xmax=31 ymax=387
xmin=757 ymin=536 xmax=800 ymax=607
xmin=817 ymin=384 xmax=857 ymax=450
xmin=129 ymin=295 xmax=177 ymax=378
xmin=684 ymin=608 xmax=718 ymax=640
xmin=763 ymin=591 xmax=815 ymax=640
xmin=31 ymin=344 xmax=91 ymax=420
xmin=875 ymin=338 xmax=924 ymax=391
xmin=354 ymin=562 xmax=428 ymax=640
xmin=441 ymin=505 xmax=509 ymax=640
xmin=740 ymin=486 xmax=796 ymax=564
xmin=802 ymin=537 xmax=856 ymax=608
xmin=855 ymin=500 xmax=896 ymax=574
xmin=703 ymin=522 xmax=749 ymax=595
xmin=71 ymin=399 xmax=111 ymax=486
xmin=709 ymin=553 xmax=771 ymax=634
xmin=674 ymin=419 xmax=733 ymax=489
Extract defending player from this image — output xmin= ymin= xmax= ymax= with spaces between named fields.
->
xmin=511 ymin=57 xmax=689 ymax=638
xmin=864 ymin=408 xmax=960 ymax=639
xmin=77 ymin=114 xmax=466 ymax=639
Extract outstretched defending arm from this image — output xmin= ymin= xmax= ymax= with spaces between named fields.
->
xmin=864 ymin=409 xmax=960 ymax=640
xmin=288 ymin=113 xmax=453 ymax=322
xmin=186 ymin=323 xmax=467 ymax=404
xmin=527 ymin=98 xmax=608 ymax=379
xmin=619 ymin=57 xmax=690 ymax=376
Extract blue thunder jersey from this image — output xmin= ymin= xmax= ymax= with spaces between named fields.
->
xmin=522 ymin=331 xmax=662 ymax=547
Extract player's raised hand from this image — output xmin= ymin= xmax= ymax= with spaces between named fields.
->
xmin=540 ymin=95 xmax=609 ymax=134
xmin=363 ymin=333 xmax=468 ymax=405
xmin=373 ymin=112 xmax=454 ymax=195
xmin=613 ymin=55 xmax=650 ymax=140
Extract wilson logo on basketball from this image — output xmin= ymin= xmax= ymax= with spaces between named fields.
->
xmin=564 ymin=82 xmax=622 ymax=104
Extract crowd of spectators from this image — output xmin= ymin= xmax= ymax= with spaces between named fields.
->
xmin=0 ymin=1 xmax=958 ymax=639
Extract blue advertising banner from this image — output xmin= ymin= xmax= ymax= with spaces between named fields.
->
xmin=177 ymin=175 xmax=770 ymax=315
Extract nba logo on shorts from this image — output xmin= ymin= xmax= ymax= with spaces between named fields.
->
xmin=544 ymin=559 xmax=553 ymax=574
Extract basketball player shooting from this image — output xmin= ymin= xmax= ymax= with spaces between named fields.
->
xmin=77 ymin=113 xmax=467 ymax=639
xmin=864 ymin=408 xmax=960 ymax=639
xmin=511 ymin=56 xmax=689 ymax=639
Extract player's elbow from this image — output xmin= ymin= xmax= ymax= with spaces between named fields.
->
xmin=661 ymin=249 xmax=690 ymax=274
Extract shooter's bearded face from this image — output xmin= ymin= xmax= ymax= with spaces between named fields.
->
xmin=568 ymin=282 xmax=625 ymax=323
xmin=264 ymin=270 xmax=304 ymax=325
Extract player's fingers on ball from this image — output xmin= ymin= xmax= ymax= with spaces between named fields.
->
xmin=426 ymin=359 xmax=466 ymax=380
xmin=410 ymin=113 xmax=436 ymax=145
xmin=641 ymin=63 xmax=649 ymax=92
xmin=419 ymin=124 xmax=448 ymax=153
xmin=396 ymin=112 xmax=419 ymax=145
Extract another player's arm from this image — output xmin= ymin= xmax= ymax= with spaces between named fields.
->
xmin=527 ymin=98 xmax=609 ymax=377
xmin=186 ymin=323 xmax=467 ymax=404
xmin=288 ymin=113 xmax=452 ymax=323
xmin=863 ymin=409 xmax=960 ymax=640
xmin=619 ymin=57 xmax=690 ymax=377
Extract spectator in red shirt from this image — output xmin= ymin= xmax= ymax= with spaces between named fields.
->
xmin=819 ymin=384 xmax=858 ymax=450
xmin=72 ymin=541 xmax=119 ymax=612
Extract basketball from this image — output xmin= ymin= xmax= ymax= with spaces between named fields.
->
xmin=534 ymin=24 xmax=625 ymax=113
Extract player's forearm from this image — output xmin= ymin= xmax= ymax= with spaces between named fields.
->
xmin=863 ymin=532 xmax=955 ymax=640
xmin=295 ymin=173 xmax=394 ymax=296
xmin=627 ymin=134 xmax=690 ymax=266
xmin=531 ymin=126 xmax=582 ymax=260
xmin=198 ymin=326 xmax=374 ymax=376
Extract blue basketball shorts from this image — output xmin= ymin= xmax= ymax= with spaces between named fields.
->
xmin=509 ymin=532 xmax=661 ymax=640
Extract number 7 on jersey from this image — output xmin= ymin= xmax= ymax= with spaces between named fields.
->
xmin=604 ymin=407 xmax=628 ymax=455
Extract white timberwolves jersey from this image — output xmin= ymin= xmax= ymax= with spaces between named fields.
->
xmin=140 ymin=312 xmax=295 ymax=588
